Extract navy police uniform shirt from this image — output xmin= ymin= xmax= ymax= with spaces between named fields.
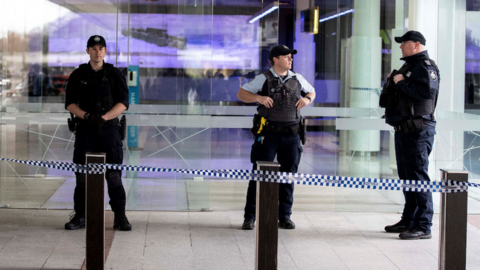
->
xmin=395 ymin=50 xmax=440 ymax=128
xmin=65 ymin=62 xmax=129 ymax=111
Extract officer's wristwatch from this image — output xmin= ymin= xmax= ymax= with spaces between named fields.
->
xmin=84 ymin=112 xmax=90 ymax=120
xmin=305 ymin=96 xmax=312 ymax=103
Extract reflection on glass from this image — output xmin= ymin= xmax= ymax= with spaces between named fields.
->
xmin=5 ymin=0 xmax=474 ymax=215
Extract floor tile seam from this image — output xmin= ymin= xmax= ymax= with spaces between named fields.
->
xmin=466 ymin=248 xmax=480 ymax=259
xmin=343 ymin=212 xmax=390 ymax=239
xmin=187 ymin=211 xmax=196 ymax=270
xmin=340 ymin=212 xmax=407 ymax=270
xmin=38 ymin=179 xmax=67 ymax=209
xmin=360 ymin=237 xmax=403 ymax=270
xmin=0 ymin=233 xmax=18 ymax=258
xmin=278 ymin=237 xmax=300 ymax=270
xmin=226 ymin=211 xmax=248 ymax=270
xmin=39 ymin=240 xmax=59 ymax=270
xmin=140 ymin=210 xmax=152 ymax=270
xmin=467 ymin=217 xmax=480 ymax=231
xmin=303 ymin=213 xmax=350 ymax=270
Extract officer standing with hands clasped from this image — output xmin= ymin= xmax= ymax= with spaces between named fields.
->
xmin=237 ymin=45 xmax=316 ymax=230
xmin=64 ymin=35 xmax=131 ymax=231
xmin=380 ymin=31 xmax=440 ymax=240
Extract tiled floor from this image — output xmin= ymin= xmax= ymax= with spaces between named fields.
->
xmin=1 ymin=209 xmax=480 ymax=270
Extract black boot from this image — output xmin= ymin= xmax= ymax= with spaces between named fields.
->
xmin=114 ymin=212 xmax=132 ymax=231
xmin=385 ymin=220 xmax=410 ymax=233
xmin=242 ymin=218 xmax=255 ymax=230
xmin=399 ymin=229 xmax=432 ymax=240
xmin=65 ymin=211 xmax=85 ymax=230
xmin=279 ymin=219 xmax=296 ymax=229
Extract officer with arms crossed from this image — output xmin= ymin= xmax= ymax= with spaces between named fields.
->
xmin=237 ymin=45 xmax=315 ymax=230
xmin=64 ymin=35 xmax=132 ymax=231
xmin=380 ymin=31 xmax=440 ymax=240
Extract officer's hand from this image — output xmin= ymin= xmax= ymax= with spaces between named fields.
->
xmin=257 ymin=96 xmax=274 ymax=108
xmin=86 ymin=113 xmax=106 ymax=128
xmin=393 ymin=74 xmax=405 ymax=84
xmin=387 ymin=73 xmax=391 ymax=78
xmin=295 ymin=98 xmax=310 ymax=110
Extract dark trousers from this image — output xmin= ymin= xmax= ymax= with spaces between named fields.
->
xmin=72 ymin=121 xmax=126 ymax=217
xmin=244 ymin=132 xmax=303 ymax=221
xmin=395 ymin=128 xmax=435 ymax=233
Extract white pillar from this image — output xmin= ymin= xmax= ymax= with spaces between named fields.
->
xmin=389 ymin=0 xmax=405 ymax=173
xmin=408 ymin=0 xmax=438 ymax=61
xmin=436 ymin=0 xmax=465 ymax=113
xmin=434 ymin=0 xmax=466 ymax=173
xmin=348 ymin=0 xmax=382 ymax=153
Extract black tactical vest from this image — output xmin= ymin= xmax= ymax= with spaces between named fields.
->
xmin=77 ymin=63 xmax=115 ymax=114
xmin=385 ymin=57 xmax=439 ymax=126
xmin=257 ymin=70 xmax=302 ymax=122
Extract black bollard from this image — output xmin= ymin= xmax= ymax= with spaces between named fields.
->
xmin=439 ymin=169 xmax=469 ymax=270
xmin=255 ymin=161 xmax=281 ymax=270
xmin=86 ymin=153 xmax=106 ymax=270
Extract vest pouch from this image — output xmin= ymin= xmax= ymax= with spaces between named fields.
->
xmin=68 ymin=117 xmax=76 ymax=133
xmin=119 ymin=115 xmax=127 ymax=140
xmin=400 ymin=118 xmax=424 ymax=134
xmin=412 ymin=118 xmax=424 ymax=132
xmin=298 ymin=117 xmax=306 ymax=145
xmin=399 ymin=96 xmax=413 ymax=117
xmin=289 ymin=124 xmax=299 ymax=136
xmin=379 ymin=92 xmax=390 ymax=108
xmin=385 ymin=115 xmax=403 ymax=127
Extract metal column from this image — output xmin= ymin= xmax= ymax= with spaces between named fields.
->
xmin=86 ymin=153 xmax=106 ymax=270
xmin=255 ymin=161 xmax=280 ymax=270
xmin=439 ymin=169 xmax=468 ymax=270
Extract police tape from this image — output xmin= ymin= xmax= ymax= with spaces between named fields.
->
xmin=0 ymin=157 xmax=474 ymax=193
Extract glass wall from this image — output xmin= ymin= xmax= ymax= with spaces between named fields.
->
xmin=0 ymin=0 xmax=476 ymax=214
xmin=0 ymin=0 xmax=277 ymax=211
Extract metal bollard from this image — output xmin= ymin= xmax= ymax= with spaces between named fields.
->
xmin=86 ymin=153 xmax=106 ymax=270
xmin=255 ymin=161 xmax=281 ymax=270
xmin=439 ymin=169 xmax=469 ymax=270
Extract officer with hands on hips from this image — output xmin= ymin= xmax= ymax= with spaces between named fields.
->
xmin=380 ymin=31 xmax=440 ymax=240
xmin=237 ymin=45 xmax=316 ymax=230
xmin=64 ymin=35 xmax=131 ymax=231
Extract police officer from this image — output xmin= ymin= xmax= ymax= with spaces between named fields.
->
xmin=237 ymin=45 xmax=316 ymax=230
xmin=64 ymin=35 xmax=131 ymax=231
xmin=380 ymin=31 xmax=439 ymax=240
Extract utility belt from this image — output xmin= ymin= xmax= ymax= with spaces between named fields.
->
xmin=77 ymin=117 xmax=120 ymax=126
xmin=251 ymin=114 xmax=306 ymax=144
xmin=68 ymin=114 xmax=127 ymax=140
xmin=393 ymin=118 xmax=425 ymax=134
xmin=262 ymin=124 xmax=299 ymax=134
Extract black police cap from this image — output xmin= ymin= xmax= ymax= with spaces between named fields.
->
xmin=269 ymin=45 xmax=297 ymax=61
xmin=87 ymin=35 xmax=107 ymax=48
xmin=394 ymin=31 xmax=426 ymax=46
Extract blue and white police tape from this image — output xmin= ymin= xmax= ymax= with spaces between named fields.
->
xmin=0 ymin=157 xmax=472 ymax=193
xmin=0 ymin=158 xmax=103 ymax=174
